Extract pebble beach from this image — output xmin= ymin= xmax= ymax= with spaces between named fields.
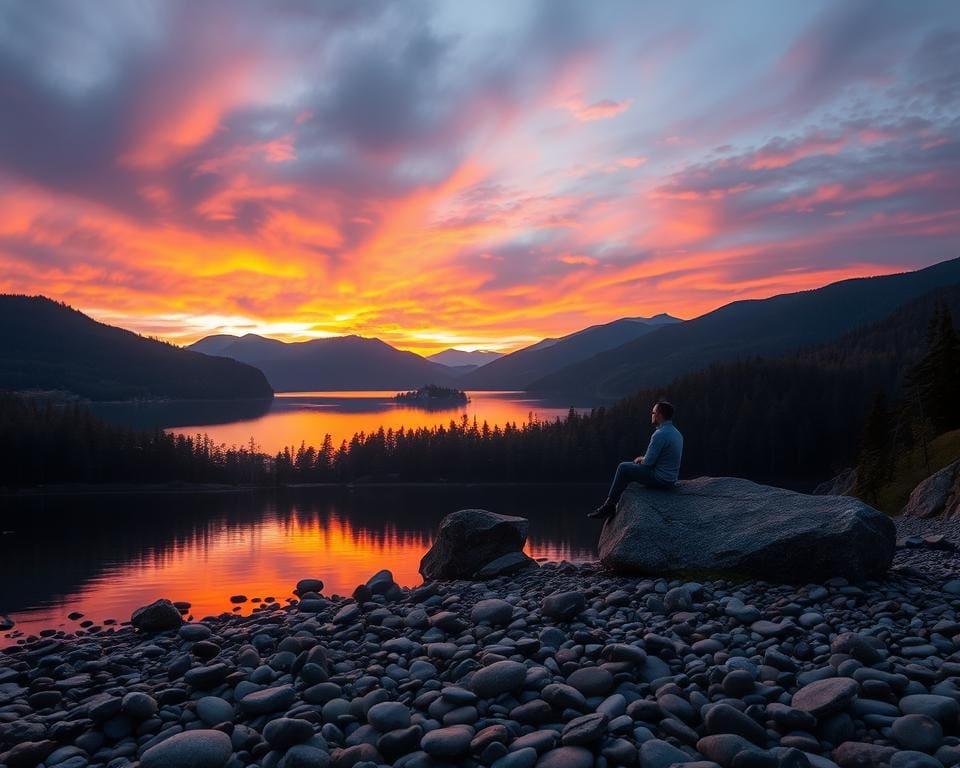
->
xmin=2 ymin=516 xmax=960 ymax=768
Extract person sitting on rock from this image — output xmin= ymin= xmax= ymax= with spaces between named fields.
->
xmin=588 ymin=400 xmax=683 ymax=519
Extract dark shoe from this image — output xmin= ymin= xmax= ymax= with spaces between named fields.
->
xmin=587 ymin=500 xmax=616 ymax=519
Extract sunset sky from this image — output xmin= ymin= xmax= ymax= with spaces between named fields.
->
xmin=1 ymin=1 xmax=958 ymax=354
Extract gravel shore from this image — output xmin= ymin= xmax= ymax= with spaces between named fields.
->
xmin=1 ymin=517 xmax=960 ymax=768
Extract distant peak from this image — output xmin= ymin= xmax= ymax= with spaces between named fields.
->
xmin=623 ymin=313 xmax=683 ymax=324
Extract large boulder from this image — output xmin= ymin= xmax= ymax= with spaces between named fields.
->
xmin=598 ymin=477 xmax=895 ymax=582
xmin=420 ymin=509 xmax=532 ymax=580
xmin=901 ymin=459 xmax=960 ymax=518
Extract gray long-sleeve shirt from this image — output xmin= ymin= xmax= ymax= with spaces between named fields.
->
xmin=642 ymin=421 xmax=683 ymax=483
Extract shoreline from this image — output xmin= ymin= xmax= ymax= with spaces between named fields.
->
xmin=2 ymin=481 xmax=610 ymax=498
xmin=2 ymin=518 xmax=960 ymax=767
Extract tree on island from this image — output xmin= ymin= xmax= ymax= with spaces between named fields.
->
xmin=394 ymin=385 xmax=469 ymax=404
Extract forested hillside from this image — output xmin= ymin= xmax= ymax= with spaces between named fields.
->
xmin=0 ymin=296 xmax=273 ymax=400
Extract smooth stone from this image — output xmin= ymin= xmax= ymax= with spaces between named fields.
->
xmin=638 ymin=739 xmax=696 ymax=767
xmin=296 ymin=578 xmax=324 ymax=595
xmin=367 ymin=701 xmax=411 ymax=732
xmin=832 ymin=741 xmax=896 ymax=767
xmin=333 ymin=604 xmax=361 ymax=624
xmin=471 ymin=599 xmax=514 ymax=626
xmin=140 ymin=729 xmax=232 ymax=768
xmin=891 ymin=714 xmax=943 ymax=754
xmin=697 ymin=734 xmax=765 ymax=767
xmin=541 ymin=683 xmax=588 ymax=711
xmin=704 ymin=703 xmax=768 ymax=745
xmin=184 ymin=663 xmax=230 ymax=689
xmin=566 ymin=667 xmax=614 ymax=697
xmin=900 ymin=694 xmax=960 ymax=725
xmin=534 ymin=746 xmax=595 ymax=768
xmin=378 ymin=725 xmax=423 ymax=759
xmin=197 ymin=696 xmax=234 ymax=726
xmin=830 ymin=633 xmax=883 ymax=665
xmin=510 ymin=730 xmax=560 ymax=754
xmin=791 ymin=678 xmax=858 ymax=716
xmin=723 ymin=670 xmax=756 ymax=698
xmin=264 ymin=717 xmax=315 ymax=750
xmin=420 ymin=724 xmax=474 ymax=758
xmin=561 ymin=713 xmax=608 ymax=746
xmin=239 ymin=684 xmax=296 ymax=715
xmin=179 ymin=624 xmax=213 ymax=641
xmin=122 ymin=692 xmax=158 ymax=720
xmin=322 ymin=698 xmax=352 ymax=722
xmin=471 ymin=660 xmax=527 ymax=698
xmin=283 ymin=744 xmax=332 ymax=768
xmin=541 ymin=591 xmax=586 ymax=621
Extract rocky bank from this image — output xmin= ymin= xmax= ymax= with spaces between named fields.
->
xmin=1 ymin=517 xmax=960 ymax=768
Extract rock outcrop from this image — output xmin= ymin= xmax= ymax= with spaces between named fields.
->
xmin=598 ymin=476 xmax=895 ymax=582
xmin=419 ymin=509 xmax=538 ymax=580
xmin=812 ymin=466 xmax=857 ymax=496
xmin=901 ymin=459 xmax=960 ymax=519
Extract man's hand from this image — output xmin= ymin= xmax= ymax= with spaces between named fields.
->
xmin=634 ymin=456 xmax=644 ymax=464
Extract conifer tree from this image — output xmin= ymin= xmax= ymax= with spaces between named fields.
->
xmin=856 ymin=391 xmax=891 ymax=504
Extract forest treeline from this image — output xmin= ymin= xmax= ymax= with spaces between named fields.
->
xmin=1 ymin=285 xmax=957 ymax=490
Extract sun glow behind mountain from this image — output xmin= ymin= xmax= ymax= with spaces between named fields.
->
xmin=0 ymin=1 xmax=958 ymax=354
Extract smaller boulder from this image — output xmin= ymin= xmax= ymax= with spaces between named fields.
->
xmin=131 ymin=599 xmax=183 ymax=632
xmin=419 ymin=509 xmax=528 ymax=580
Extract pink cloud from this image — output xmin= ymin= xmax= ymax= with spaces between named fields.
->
xmin=564 ymin=97 xmax=633 ymax=122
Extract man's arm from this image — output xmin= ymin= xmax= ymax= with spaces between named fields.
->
xmin=641 ymin=431 xmax=665 ymax=467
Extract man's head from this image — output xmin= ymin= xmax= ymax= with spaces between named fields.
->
xmin=651 ymin=400 xmax=674 ymax=426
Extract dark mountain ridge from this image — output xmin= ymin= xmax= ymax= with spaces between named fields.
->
xmin=0 ymin=295 xmax=273 ymax=401
xmin=461 ymin=314 xmax=682 ymax=390
xmin=188 ymin=333 xmax=456 ymax=391
xmin=533 ymin=257 xmax=960 ymax=398
xmin=427 ymin=349 xmax=503 ymax=368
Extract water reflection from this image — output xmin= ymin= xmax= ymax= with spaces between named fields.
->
xmin=90 ymin=391 xmax=595 ymax=454
xmin=0 ymin=484 xmax=604 ymax=645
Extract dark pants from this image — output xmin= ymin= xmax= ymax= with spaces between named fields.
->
xmin=607 ymin=461 xmax=673 ymax=502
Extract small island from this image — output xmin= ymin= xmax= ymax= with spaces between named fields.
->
xmin=394 ymin=384 xmax=470 ymax=407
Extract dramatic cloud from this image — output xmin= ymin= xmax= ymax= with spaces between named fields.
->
xmin=0 ymin=0 xmax=957 ymax=353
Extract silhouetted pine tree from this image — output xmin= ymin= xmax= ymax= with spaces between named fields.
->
xmin=909 ymin=304 xmax=960 ymax=433
xmin=855 ymin=391 xmax=892 ymax=504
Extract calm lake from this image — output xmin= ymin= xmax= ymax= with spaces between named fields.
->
xmin=90 ymin=391 xmax=597 ymax=454
xmin=0 ymin=484 xmax=606 ymax=646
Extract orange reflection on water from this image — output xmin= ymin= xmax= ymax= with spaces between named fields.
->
xmin=167 ymin=391 xmax=583 ymax=453
xmin=3 ymin=501 xmax=597 ymax=645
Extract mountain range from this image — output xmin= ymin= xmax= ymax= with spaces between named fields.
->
xmin=188 ymin=314 xmax=684 ymax=392
xmin=460 ymin=314 xmax=682 ymax=390
xmin=0 ymin=296 xmax=273 ymax=400
xmin=427 ymin=349 xmax=503 ymax=369
xmin=187 ymin=334 xmax=458 ymax=391
xmin=531 ymin=257 xmax=960 ymax=398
